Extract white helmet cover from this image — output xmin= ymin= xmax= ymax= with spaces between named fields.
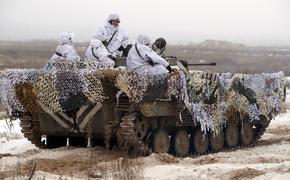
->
xmin=59 ymin=32 xmax=74 ymax=45
xmin=94 ymin=30 xmax=107 ymax=42
xmin=90 ymin=39 xmax=103 ymax=48
xmin=137 ymin=34 xmax=151 ymax=45
xmin=107 ymin=14 xmax=120 ymax=22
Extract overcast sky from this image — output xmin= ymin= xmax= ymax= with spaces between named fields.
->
xmin=0 ymin=0 xmax=289 ymax=46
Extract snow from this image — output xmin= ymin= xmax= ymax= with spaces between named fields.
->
xmin=286 ymin=76 xmax=290 ymax=82
xmin=0 ymin=119 xmax=22 ymax=136
xmin=4 ymin=170 xmax=85 ymax=180
xmin=254 ymin=172 xmax=290 ymax=180
xmin=0 ymin=138 xmax=36 ymax=155
xmin=0 ymin=119 xmax=36 ymax=154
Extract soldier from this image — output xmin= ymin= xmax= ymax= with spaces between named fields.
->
xmin=84 ymin=39 xmax=115 ymax=68
xmin=49 ymin=32 xmax=80 ymax=63
xmin=44 ymin=32 xmax=80 ymax=70
xmin=93 ymin=14 xmax=129 ymax=57
xmin=126 ymin=34 xmax=173 ymax=75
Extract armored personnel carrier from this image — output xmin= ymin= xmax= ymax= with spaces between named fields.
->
xmin=0 ymin=57 xmax=286 ymax=156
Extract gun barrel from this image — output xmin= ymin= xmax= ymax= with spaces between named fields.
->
xmin=187 ymin=63 xmax=216 ymax=66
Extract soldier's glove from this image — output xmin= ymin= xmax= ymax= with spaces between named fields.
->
xmin=148 ymin=60 xmax=155 ymax=66
xmin=108 ymin=55 xmax=117 ymax=61
xmin=102 ymin=41 xmax=108 ymax=47
xmin=118 ymin=45 xmax=125 ymax=51
xmin=166 ymin=65 xmax=173 ymax=73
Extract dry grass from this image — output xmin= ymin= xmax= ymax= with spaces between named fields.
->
xmin=111 ymin=157 xmax=145 ymax=180
xmin=0 ymin=112 xmax=8 ymax=119
xmin=0 ymin=105 xmax=8 ymax=119
xmin=80 ymin=150 xmax=145 ymax=180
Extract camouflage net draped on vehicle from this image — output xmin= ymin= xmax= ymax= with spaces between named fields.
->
xmin=81 ymin=69 xmax=119 ymax=103
xmin=183 ymin=71 xmax=285 ymax=132
xmin=0 ymin=61 xmax=285 ymax=133
xmin=0 ymin=69 xmax=43 ymax=115
xmin=116 ymin=70 xmax=285 ymax=132
xmin=115 ymin=71 xmax=182 ymax=103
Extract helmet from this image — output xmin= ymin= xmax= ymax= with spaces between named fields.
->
xmin=108 ymin=14 xmax=120 ymax=23
xmin=94 ymin=30 xmax=107 ymax=42
xmin=90 ymin=39 xmax=103 ymax=48
xmin=59 ymin=32 xmax=74 ymax=45
xmin=153 ymin=37 xmax=166 ymax=50
xmin=137 ymin=34 xmax=151 ymax=46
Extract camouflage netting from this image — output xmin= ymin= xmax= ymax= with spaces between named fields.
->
xmin=116 ymin=71 xmax=183 ymax=103
xmin=0 ymin=61 xmax=285 ymax=133
xmin=182 ymin=71 xmax=286 ymax=132
xmin=0 ymin=69 xmax=43 ymax=115
xmin=34 ymin=73 xmax=62 ymax=112
xmin=15 ymin=83 xmax=43 ymax=113
xmin=80 ymin=69 xmax=119 ymax=103
xmin=0 ymin=62 xmax=120 ymax=115
xmin=115 ymin=70 xmax=285 ymax=132
xmin=34 ymin=71 xmax=87 ymax=112
xmin=34 ymin=63 xmax=120 ymax=112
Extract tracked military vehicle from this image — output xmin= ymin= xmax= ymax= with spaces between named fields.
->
xmin=0 ymin=57 xmax=286 ymax=156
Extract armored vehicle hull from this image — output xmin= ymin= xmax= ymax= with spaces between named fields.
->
xmin=0 ymin=60 xmax=286 ymax=156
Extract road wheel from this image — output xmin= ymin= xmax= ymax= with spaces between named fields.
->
xmin=174 ymin=129 xmax=190 ymax=156
xmin=209 ymin=129 xmax=224 ymax=152
xmin=190 ymin=129 xmax=209 ymax=154
xmin=153 ymin=129 xmax=170 ymax=154
xmin=224 ymin=124 xmax=239 ymax=148
xmin=134 ymin=116 xmax=149 ymax=140
xmin=240 ymin=121 xmax=254 ymax=146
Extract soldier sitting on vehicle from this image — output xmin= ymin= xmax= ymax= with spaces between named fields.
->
xmin=84 ymin=39 xmax=116 ymax=68
xmin=93 ymin=14 xmax=130 ymax=58
xmin=45 ymin=32 xmax=80 ymax=70
xmin=50 ymin=32 xmax=80 ymax=62
xmin=126 ymin=34 xmax=173 ymax=75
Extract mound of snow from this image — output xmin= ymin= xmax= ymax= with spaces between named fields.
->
xmin=0 ymin=138 xmax=36 ymax=154
xmin=0 ymin=119 xmax=36 ymax=154
xmin=0 ymin=119 xmax=22 ymax=139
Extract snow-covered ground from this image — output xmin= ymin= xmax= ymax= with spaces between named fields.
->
xmin=0 ymin=119 xmax=37 ymax=156
xmin=1 ymin=90 xmax=290 ymax=179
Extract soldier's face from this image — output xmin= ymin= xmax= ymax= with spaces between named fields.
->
xmin=111 ymin=20 xmax=120 ymax=27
